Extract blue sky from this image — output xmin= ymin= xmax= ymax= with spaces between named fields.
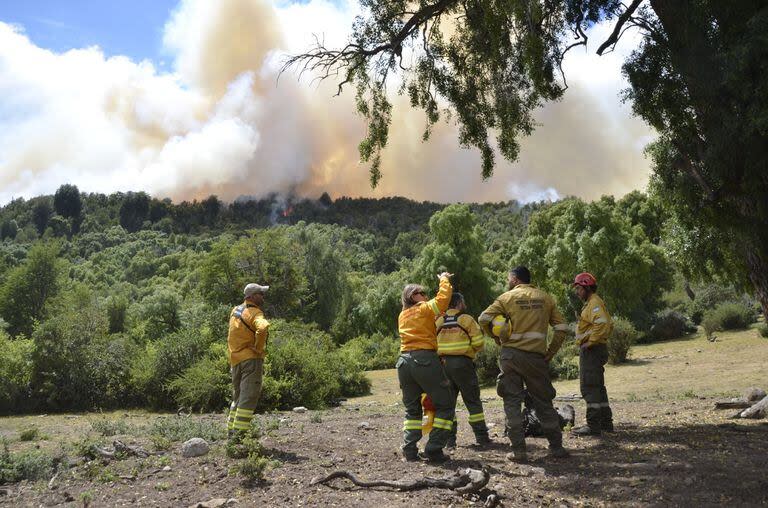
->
xmin=0 ymin=0 xmax=179 ymax=62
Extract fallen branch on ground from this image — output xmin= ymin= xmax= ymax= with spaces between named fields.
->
xmin=311 ymin=467 xmax=490 ymax=494
xmin=91 ymin=440 xmax=152 ymax=460
xmin=714 ymin=400 xmax=752 ymax=410
xmin=737 ymin=396 xmax=768 ymax=419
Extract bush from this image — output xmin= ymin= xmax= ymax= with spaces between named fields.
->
xmin=688 ymin=284 xmax=738 ymax=324
xmin=19 ymin=427 xmax=40 ymax=442
xmin=549 ymin=341 xmax=579 ymax=380
xmin=607 ymin=318 xmax=637 ymax=364
xmin=167 ymin=344 xmax=231 ymax=412
xmin=138 ymin=328 xmax=217 ymax=409
xmin=147 ymin=416 xmax=225 ymax=443
xmin=237 ymin=454 xmax=273 ymax=482
xmin=0 ymin=439 xmax=57 ymax=483
xmin=647 ymin=310 xmax=696 ymax=342
xmin=474 ymin=339 xmax=500 ymax=387
xmin=259 ymin=320 xmax=370 ymax=410
xmin=339 ymin=333 xmax=399 ymax=371
xmin=90 ymin=418 xmax=132 ymax=437
xmin=759 ymin=323 xmax=768 ymax=338
xmin=701 ymin=301 xmax=756 ymax=338
xmin=0 ymin=332 xmax=33 ymax=415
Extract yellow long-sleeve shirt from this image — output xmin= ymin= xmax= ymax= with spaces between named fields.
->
xmin=436 ymin=309 xmax=484 ymax=358
xmin=479 ymin=284 xmax=569 ymax=357
xmin=576 ymin=293 xmax=613 ymax=347
xmin=227 ymin=302 xmax=270 ymax=366
xmin=398 ymin=277 xmax=452 ymax=352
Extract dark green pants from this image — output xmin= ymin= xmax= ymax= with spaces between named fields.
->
xmin=227 ymin=358 xmax=263 ymax=433
xmin=579 ymin=344 xmax=611 ymax=429
xmin=497 ymin=347 xmax=562 ymax=449
xmin=396 ymin=350 xmax=455 ymax=456
xmin=442 ymin=355 xmax=489 ymax=444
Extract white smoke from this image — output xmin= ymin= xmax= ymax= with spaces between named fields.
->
xmin=0 ymin=0 xmax=654 ymax=206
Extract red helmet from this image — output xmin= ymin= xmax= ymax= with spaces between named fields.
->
xmin=573 ymin=272 xmax=597 ymax=287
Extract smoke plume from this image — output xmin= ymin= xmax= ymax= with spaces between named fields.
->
xmin=0 ymin=0 xmax=654 ymax=206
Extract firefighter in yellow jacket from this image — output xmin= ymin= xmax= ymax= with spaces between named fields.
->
xmin=226 ymin=283 xmax=270 ymax=438
xmin=397 ymin=272 xmax=454 ymax=462
xmin=571 ymin=272 xmax=614 ymax=436
xmin=436 ymin=292 xmax=491 ymax=447
xmin=479 ymin=266 xmax=570 ymax=461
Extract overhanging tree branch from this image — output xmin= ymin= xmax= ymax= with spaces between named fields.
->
xmin=597 ymin=0 xmax=646 ymax=55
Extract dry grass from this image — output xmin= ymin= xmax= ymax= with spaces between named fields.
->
xmin=356 ymin=327 xmax=768 ymax=406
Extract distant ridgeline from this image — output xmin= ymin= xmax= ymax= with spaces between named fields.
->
xmin=0 ymin=189 xmax=527 ymax=240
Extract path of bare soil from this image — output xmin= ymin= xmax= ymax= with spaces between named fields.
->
xmin=2 ymin=328 xmax=767 ymax=507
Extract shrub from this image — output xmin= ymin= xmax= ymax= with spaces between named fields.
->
xmin=607 ymin=318 xmax=637 ymax=364
xmin=759 ymin=323 xmax=768 ymax=338
xmin=0 ymin=439 xmax=57 ymax=483
xmin=147 ymin=416 xmax=225 ymax=443
xmin=474 ymin=338 xmax=500 ymax=387
xmin=339 ymin=333 xmax=399 ymax=371
xmin=549 ymin=341 xmax=579 ymax=380
xmin=90 ymin=418 xmax=132 ymax=437
xmin=19 ymin=427 xmax=40 ymax=442
xmin=647 ymin=310 xmax=696 ymax=342
xmin=29 ymin=301 xmax=110 ymax=411
xmin=701 ymin=301 xmax=756 ymax=339
xmin=688 ymin=284 xmax=738 ymax=324
xmin=237 ymin=454 xmax=272 ymax=482
xmin=138 ymin=328 xmax=217 ymax=409
xmin=167 ymin=344 xmax=231 ymax=413
xmin=259 ymin=320 xmax=370 ymax=410
xmin=0 ymin=332 xmax=33 ymax=415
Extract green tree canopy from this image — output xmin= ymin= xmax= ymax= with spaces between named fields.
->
xmin=0 ymin=242 xmax=65 ymax=337
xmin=413 ymin=204 xmax=491 ymax=314
xmin=512 ymin=197 xmax=673 ymax=327
xmin=53 ymin=184 xmax=82 ymax=219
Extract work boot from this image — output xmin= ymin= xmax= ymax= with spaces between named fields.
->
xmin=419 ymin=450 xmax=450 ymax=463
xmin=571 ymin=424 xmax=601 ymax=436
xmin=401 ymin=447 xmax=419 ymax=462
xmin=445 ymin=437 xmax=457 ymax=450
xmin=475 ymin=434 xmax=492 ymax=447
xmin=505 ymin=446 xmax=528 ymax=463
xmin=547 ymin=445 xmax=570 ymax=459
xmin=601 ymin=406 xmax=614 ymax=432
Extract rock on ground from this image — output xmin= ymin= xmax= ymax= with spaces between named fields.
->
xmin=181 ymin=438 xmax=210 ymax=458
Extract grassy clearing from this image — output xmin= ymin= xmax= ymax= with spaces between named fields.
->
xmin=355 ymin=327 xmax=768 ymax=406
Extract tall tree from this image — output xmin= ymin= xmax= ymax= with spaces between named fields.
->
xmin=119 ymin=192 xmax=150 ymax=233
xmin=287 ymin=1 xmax=768 ymax=317
xmin=32 ymin=199 xmax=53 ymax=236
xmin=0 ymin=242 xmax=64 ymax=337
xmin=413 ymin=204 xmax=491 ymax=314
xmin=53 ymin=184 xmax=82 ymax=219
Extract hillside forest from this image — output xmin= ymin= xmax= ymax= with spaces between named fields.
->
xmin=0 ymin=185 xmax=762 ymax=415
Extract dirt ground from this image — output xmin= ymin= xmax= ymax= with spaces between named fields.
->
xmin=2 ymin=328 xmax=767 ymax=507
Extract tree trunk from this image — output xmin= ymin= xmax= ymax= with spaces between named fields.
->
xmin=744 ymin=246 xmax=768 ymax=321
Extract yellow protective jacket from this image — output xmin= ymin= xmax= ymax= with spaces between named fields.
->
xmin=576 ymin=293 xmax=613 ymax=347
xmin=436 ymin=309 xmax=484 ymax=358
xmin=227 ymin=302 xmax=270 ymax=366
xmin=479 ymin=284 xmax=569 ymax=357
xmin=398 ymin=276 xmax=452 ymax=352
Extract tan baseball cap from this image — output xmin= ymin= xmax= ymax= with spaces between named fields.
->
xmin=243 ymin=283 xmax=270 ymax=297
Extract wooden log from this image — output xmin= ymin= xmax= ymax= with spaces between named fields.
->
xmin=740 ymin=395 xmax=768 ymax=419
xmin=714 ymin=400 xmax=751 ymax=410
